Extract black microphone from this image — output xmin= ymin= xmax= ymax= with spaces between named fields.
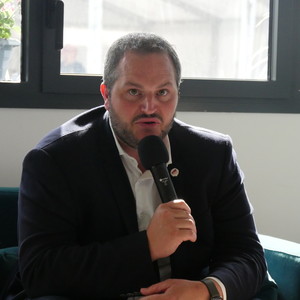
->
xmin=138 ymin=135 xmax=177 ymax=203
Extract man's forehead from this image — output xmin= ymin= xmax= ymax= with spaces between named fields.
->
xmin=117 ymin=52 xmax=176 ymax=79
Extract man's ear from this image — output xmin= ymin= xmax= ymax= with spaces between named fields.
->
xmin=100 ymin=83 xmax=110 ymax=110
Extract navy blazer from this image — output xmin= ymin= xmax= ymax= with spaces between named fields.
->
xmin=18 ymin=106 xmax=266 ymax=299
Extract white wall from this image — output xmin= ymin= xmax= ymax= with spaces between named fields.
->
xmin=1 ymin=108 xmax=299 ymax=243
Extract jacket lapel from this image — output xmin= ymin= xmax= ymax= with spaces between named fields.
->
xmin=98 ymin=112 xmax=139 ymax=234
xmin=168 ymin=128 xmax=185 ymax=200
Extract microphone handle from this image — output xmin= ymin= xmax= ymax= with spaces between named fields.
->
xmin=150 ymin=163 xmax=177 ymax=203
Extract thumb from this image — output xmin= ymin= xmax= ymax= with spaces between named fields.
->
xmin=140 ymin=280 xmax=171 ymax=296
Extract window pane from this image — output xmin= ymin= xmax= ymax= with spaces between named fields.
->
xmin=0 ymin=0 xmax=21 ymax=82
xmin=62 ymin=0 xmax=270 ymax=81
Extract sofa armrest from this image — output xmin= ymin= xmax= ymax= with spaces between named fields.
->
xmin=259 ymin=234 xmax=300 ymax=300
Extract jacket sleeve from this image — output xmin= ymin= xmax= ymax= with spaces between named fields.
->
xmin=18 ymin=148 xmax=158 ymax=299
xmin=208 ymin=138 xmax=267 ymax=299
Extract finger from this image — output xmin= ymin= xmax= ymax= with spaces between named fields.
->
xmin=174 ymin=211 xmax=195 ymax=222
xmin=168 ymin=199 xmax=191 ymax=213
xmin=172 ymin=209 xmax=192 ymax=218
xmin=176 ymin=227 xmax=197 ymax=242
xmin=140 ymin=285 xmax=164 ymax=296
xmin=174 ymin=215 xmax=196 ymax=230
xmin=154 ymin=203 xmax=193 ymax=223
xmin=141 ymin=295 xmax=164 ymax=299
xmin=141 ymin=280 xmax=171 ymax=296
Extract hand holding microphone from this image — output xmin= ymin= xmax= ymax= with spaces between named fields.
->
xmin=138 ymin=136 xmax=197 ymax=261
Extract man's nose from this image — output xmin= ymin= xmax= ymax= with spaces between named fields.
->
xmin=140 ymin=94 xmax=157 ymax=114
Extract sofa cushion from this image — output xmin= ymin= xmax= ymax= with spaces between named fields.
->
xmin=0 ymin=247 xmax=18 ymax=289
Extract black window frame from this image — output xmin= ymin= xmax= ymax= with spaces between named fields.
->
xmin=0 ymin=0 xmax=299 ymax=113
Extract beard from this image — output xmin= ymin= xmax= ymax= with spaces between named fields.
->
xmin=109 ymin=102 xmax=175 ymax=149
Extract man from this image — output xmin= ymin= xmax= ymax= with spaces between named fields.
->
xmin=17 ymin=33 xmax=266 ymax=299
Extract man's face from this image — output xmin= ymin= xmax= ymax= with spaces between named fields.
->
xmin=101 ymin=51 xmax=179 ymax=149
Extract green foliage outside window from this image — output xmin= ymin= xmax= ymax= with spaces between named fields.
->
xmin=0 ymin=0 xmax=21 ymax=39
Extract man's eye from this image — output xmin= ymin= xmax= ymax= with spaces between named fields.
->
xmin=129 ymin=89 xmax=139 ymax=96
xmin=158 ymin=89 xmax=168 ymax=96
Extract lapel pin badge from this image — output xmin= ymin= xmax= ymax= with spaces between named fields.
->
xmin=170 ymin=168 xmax=179 ymax=177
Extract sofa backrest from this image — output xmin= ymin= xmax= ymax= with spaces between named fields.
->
xmin=0 ymin=188 xmax=19 ymax=249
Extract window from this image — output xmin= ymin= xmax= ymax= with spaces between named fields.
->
xmin=0 ymin=0 xmax=299 ymax=112
xmin=0 ymin=0 xmax=21 ymax=82
xmin=61 ymin=0 xmax=269 ymax=81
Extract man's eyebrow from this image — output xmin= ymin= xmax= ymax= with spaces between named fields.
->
xmin=123 ymin=82 xmax=143 ymax=88
xmin=158 ymin=82 xmax=174 ymax=88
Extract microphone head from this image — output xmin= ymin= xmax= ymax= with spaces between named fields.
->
xmin=138 ymin=135 xmax=169 ymax=170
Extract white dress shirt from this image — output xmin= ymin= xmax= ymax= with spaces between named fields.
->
xmin=109 ymin=120 xmax=227 ymax=299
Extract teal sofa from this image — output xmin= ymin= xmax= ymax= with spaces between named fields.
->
xmin=0 ymin=187 xmax=19 ymax=299
xmin=1 ymin=187 xmax=299 ymax=299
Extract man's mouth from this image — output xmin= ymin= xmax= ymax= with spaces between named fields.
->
xmin=135 ymin=118 xmax=161 ymax=126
